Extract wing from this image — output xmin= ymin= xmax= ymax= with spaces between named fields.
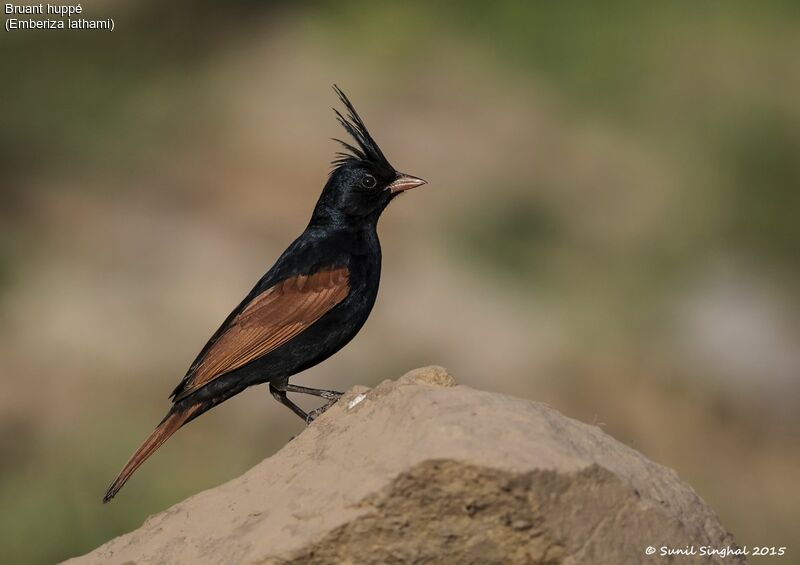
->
xmin=173 ymin=266 xmax=350 ymax=401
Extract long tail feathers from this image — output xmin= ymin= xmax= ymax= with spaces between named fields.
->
xmin=103 ymin=403 xmax=201 ymax=503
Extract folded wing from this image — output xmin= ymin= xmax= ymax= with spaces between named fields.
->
xmin=173 ymin=266 xmax=350 ymax=400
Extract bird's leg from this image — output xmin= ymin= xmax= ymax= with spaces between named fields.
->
xmin=269 ymin=383 xmax=309 ymax=421
xmin=305 ymin=401 xmax=337 ymax=422
xmin=283 ymin=384 xmax=344 ymax=423
xmin=282 ymin=383 xmax=343 ymax=401
xmin=270 ymin=382 xmax=344 ymax=424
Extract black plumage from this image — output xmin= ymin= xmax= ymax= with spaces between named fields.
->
xmin=103 ymin=86 xmax=426 ymax=502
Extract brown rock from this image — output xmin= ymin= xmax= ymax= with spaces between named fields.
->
xmin=67 ymin=367 xmax=741 ymax=564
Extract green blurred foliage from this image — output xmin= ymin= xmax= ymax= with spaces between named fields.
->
xmin=455 ymin=193 xmax=563 ymax=281
xmin=0 ymin=0 xmax=270 ymax=183
xmin=721 ymin=113 xmax=800 ymax=273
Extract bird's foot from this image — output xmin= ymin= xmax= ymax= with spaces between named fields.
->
xmin=305 ymin=398 xmax=340 ymax=424
xmin=317 ymin=390 xmax=343 ymax=401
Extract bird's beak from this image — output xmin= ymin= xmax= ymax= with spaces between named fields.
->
xmin=388 ymin=173 xmax=427 ymax=194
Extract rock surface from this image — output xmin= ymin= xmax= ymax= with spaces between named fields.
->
xmin=68 ymin=367 xmax=741 ymax=564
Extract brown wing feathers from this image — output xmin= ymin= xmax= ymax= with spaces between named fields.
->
xmin=175 ymin=267 xmax=350 ymax=399
xmin=103 ymin=267 xmax=350 ymax=502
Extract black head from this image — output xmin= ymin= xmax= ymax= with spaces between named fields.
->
xmin=310 ymin=86 xmax=426 ymax=227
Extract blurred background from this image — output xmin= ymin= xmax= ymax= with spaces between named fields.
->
xmin=1 ymin=1 xmax=799 ymax=563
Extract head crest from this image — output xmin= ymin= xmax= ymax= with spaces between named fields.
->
xmin=331 ymin=85 xmax=393 ymax=172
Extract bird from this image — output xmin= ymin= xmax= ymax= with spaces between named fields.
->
xmin=102 ymin=86 xmax=426 ymax=502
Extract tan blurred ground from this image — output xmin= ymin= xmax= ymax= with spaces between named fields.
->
xmin=0 ymin=3 xmax=798 ymax=563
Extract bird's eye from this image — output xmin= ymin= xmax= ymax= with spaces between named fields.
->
xmin=361 ymin=174 xmax=377 ymax=189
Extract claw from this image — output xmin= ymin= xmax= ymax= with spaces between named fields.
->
xmin=304 ymin=398 xmax=340 ymax=424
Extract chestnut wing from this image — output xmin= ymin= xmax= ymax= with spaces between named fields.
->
xmin=174 ymin=266 xmax=349 ymax=400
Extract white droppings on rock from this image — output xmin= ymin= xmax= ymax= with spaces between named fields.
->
xmin=347 ymin=393 xmax=367 ymax=410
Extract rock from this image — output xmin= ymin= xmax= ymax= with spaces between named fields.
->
xmin=67 ymin=367 xmax=741 ymax=564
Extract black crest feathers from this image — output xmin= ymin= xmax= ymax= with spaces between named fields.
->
xmin=331 ymin=85 xmax=393 ymax=172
